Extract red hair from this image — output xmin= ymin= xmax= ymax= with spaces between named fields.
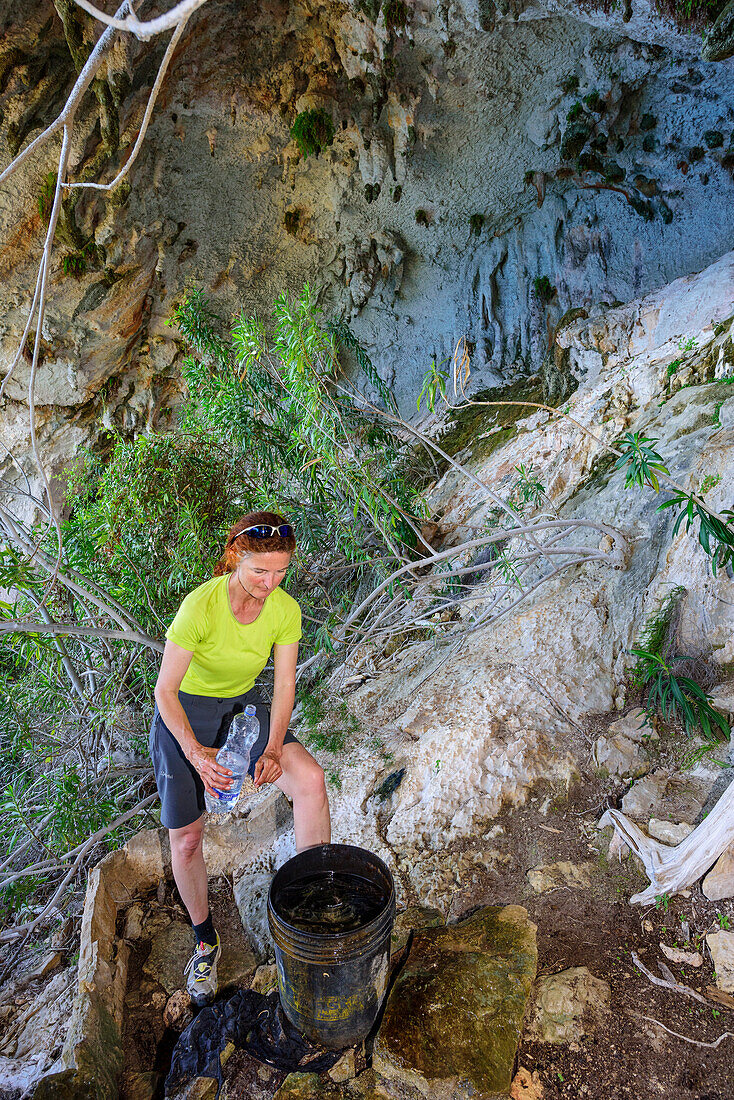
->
xmin=214 ymin=512 xmax=296 ymax=575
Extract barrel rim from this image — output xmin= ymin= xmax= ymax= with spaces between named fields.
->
xmin=268 ymin=842 xmax=395 ymax=943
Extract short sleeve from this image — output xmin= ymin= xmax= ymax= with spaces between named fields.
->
xmin=275 ymin=597 xmax=302 ymax=646
xmin=166 ymin=590 xmax=207 ymax=652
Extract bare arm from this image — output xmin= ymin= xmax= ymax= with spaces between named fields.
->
xmin=154 ymin=640 xmax=234 ymax=794
xmin=254 ymin=641 xmax=298 ymax=788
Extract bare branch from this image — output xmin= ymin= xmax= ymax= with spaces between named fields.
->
xmin=0 ymin=792 xmax=157 ymax=944
xmin=65 ymin=12 xmax=192 ymax=193
xmin=637 ymin=1014 xmax=734 ymax=1049
xmin=0 ymin=618 xmax=163 ymax=651
xmin=631 ymin=951 xmax=710 ymax=1006
xmin=71 ymin=0 xmax=208 ymax=39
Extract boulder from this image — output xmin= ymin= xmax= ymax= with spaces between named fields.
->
xmin=621 ymin=774 xmax=668 ymax=820
xmin=701 ymin=0 xmax=734 ymax=62
xmin=373 ymin=905 xmax=537 ymax=1100
xmin=328 ymin=1049 xmax=357 ymax=1083
xmin=703 ymin=845 xmax=734 ymax=901
xmin=707 ymin=931 xmax=734 ymax=993
xmin=273 ymin=1073 xmax=341 ymax=1098
xmin=391 ymin=905 xmax=444 ymax=953
xmin=250 ymin=962 xmax=278 ymax=995
xmin=528 ymin=966 xmax=610 ymax=1043
xmin=164 ymin=990 xmax=195 ymax=1032
xmin=234 ymin=870 xmax=276 ymax=964
xmin=511 ymin=1066 xmax=545 ymax=1099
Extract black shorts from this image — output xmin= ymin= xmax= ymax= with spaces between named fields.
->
xmin=149 ymin=688 xmax=299 ymax=829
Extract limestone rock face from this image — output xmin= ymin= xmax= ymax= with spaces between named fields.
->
xmin=528 ymin=966 xmax=611 ymax=1044
xmin=3 ymin=0 xmax=734 ymax=497
xmin=593 ymin=708 xmax=656 ymax=778
xmin=373 ymin=905 xmax=537 ymax=1100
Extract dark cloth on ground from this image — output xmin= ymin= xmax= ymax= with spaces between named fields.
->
xmin=165 ymin=989 xmax=341 ymax=1096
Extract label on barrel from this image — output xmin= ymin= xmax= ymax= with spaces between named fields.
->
xmin=312 ymin=991 xmax=368 ymax=1022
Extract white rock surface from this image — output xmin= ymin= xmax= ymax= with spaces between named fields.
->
xmin=593 ymin=708 xmax=655 ymax=777
xmin=707 ymin=930 xmax=734 ymax=993
xmin=703 ymin=845 xmax=734 ymax=902
xmin=648 ymin=820 xmax=694 ymax=846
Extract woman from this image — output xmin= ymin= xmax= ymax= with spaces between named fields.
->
xmin=150 ymin=512 xmax=330 ymax=1006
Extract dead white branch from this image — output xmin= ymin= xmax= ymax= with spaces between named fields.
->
xmin=631 ymin=951 xmax=710 ymax=1006
xmin=65 ymin=12 xmax=192 ymax=193
xmin=0 ymin=792 xmax=157 ymax=944
xmin=72 ymin=0 xmax=208 ymax=39
xmin=0 ymin=619 xmax=163 ymax=651
xmin=600 ymin=778 xmax=734 ymax=904
xmin=638 ymin=1014 xmax=734 ymax=1049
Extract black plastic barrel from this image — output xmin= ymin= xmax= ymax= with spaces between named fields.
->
xmin=267 ymin=843 xmax=396 ymax=1050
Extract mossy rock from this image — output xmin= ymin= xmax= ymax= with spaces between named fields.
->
xmin=436 ymin=377 xmax=545 ymax=470
xmin=374 ymin=905 xmax=537 ymax=1099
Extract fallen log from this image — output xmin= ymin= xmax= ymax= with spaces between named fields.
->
xmin=599 ymin=776 xmax=734 ymax=904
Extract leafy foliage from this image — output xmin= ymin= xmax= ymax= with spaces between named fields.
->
xmin=631 ymin=648 xmax=730 ymax=747
xmin=614 ymin=432 xmax=669 ymax=491
xmin=417 ymin=359 xmax=448 ymax=412
xmin=533 ymin=275 xmax=557 ymax=303
xmin=657 ymin=492 xmax=734 ymax=576
xmin=37 ymin=172 xmax=56 ymax=221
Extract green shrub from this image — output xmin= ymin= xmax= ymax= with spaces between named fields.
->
xmin=533 ymin=275 xmax=557 ymax=303
xmin=291 ymin=108 xmax=335 ymax=158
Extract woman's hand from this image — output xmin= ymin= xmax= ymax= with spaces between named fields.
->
xmin=186 ymin=742 xmax=234 ymax=796
xmin=254 ymin=747 xmax=282 ymax=788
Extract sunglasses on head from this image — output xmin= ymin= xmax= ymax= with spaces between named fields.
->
xmin=232 ymin=524 xmax=294 ymax=541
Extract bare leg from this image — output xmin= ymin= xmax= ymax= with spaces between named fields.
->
xmin=169 ymin=815 xmax=209 ymax=924
xmin=275 ymin=743 xmax=331 ymax=851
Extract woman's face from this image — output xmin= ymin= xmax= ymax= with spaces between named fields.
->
xmin=236 ymin=550 xmax=292 ymax=600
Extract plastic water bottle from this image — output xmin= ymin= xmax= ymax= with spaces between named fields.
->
xmin=205 ymin=705 xmax=260 ymax=814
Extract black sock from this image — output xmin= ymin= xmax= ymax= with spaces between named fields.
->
xmin=193 ymin=913 xmax=216 ymax=947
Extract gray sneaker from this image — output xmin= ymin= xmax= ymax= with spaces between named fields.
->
xmin=184 ymin=932 xmax=221 ymax=1007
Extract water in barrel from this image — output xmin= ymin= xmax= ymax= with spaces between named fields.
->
xmin=275 ymin=870 xmax=385 ymax=934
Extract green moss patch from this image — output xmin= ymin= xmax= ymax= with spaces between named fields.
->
xmin=436 ymin=378 xmax=545 ymax=472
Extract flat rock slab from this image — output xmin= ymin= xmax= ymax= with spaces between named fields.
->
xmin=528 ymin=966 xmax=610 ymax=1043
xmin=373 ymin=905 xmax=537 ymax=1100
xmin=144 ymin=921 xmax=255 ymax=995
xmin=526 ymin=861 xmax=594 ymax=894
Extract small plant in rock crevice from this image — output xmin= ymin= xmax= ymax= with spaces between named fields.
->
xmin=291 ymin=108 xmax=335 ymax=159
xmin=631 ymin=648 xmax=729 ymax=752
xmin=37 ymin=171 xmax=57 ymax=221
xmin=533 ymin=275 xmax=557 ymax=303
xmin=298 ymin=689 xmax=360 ymax=755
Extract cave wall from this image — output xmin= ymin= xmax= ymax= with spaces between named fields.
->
xmin=0 ymin=0 xmax=733 ymax=482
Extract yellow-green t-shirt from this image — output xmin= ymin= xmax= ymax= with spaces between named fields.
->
xmin=165 ymin=575 xmax=301 ymax=697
